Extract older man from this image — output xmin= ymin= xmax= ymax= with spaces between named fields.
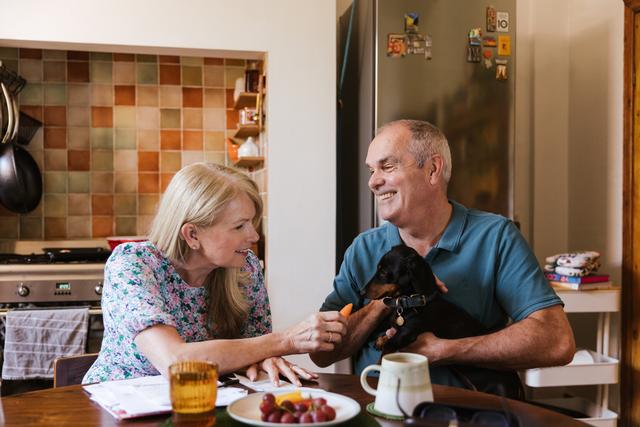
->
xmin=311 ymin=120 xmax=575 ymax=390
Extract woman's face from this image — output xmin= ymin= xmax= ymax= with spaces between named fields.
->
xmin=194 ymin=192 xmax=260 ymax=269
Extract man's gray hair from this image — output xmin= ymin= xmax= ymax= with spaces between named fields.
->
xmin=378 ymin=120 xmax=452 ymax=183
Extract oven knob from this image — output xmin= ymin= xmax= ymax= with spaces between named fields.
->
xmin=17 ymin=284 xmax=30 ymax=297
xmin=95 ymin=282 xmax=103 ymax=296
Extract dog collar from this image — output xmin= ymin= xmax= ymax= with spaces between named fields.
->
xmin=382 ymin=292 xmax=438 ymax=309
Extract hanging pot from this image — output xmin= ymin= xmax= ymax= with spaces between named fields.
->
xmin=0 ymin=82 xmax=42 ymax=214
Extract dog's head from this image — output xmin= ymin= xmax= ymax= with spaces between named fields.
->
xmin=364 ymin=245 xmax=438 ymax=299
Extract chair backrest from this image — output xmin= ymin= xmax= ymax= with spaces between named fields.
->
xmin=53 ymin=353 xmax=98 ymax=387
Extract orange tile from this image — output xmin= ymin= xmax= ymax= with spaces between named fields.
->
xmin=92 ymin=195 xmax=114 ymax=215
xmin=138 ymin=173 xmax=159 ymax=193
xmin=20 ymin=48 xmax=42 ymax=59
xmin=91 ymin=106 xmax=113 ymax=128
xmin=44 ymin=106 xmax=66 ymax=126
xmin=44 ymin=217 xmax=66 ymax=238
xmin=92 ymin=216 xmax=113 ymax=237
xmin=159 ymin=55 xmax=180 ymax=64
xmin=113 ymin=53 xmax=135 ymax=62
xmin=160 ymin=130 xmax=181 ymax=150
xmin=160 ymin=64 xmax=180 ymax=85
xmin=68 ymin=150 xmax=90 ymax=170
xmin=182 ymin=130 xmax=203 ymax=150
xmin=225 ymin=89 xmax=234 ymax=107
xmin=21 ymin=105 xmax=43 ymax=121
xmin=226 ymin=109 xmax=238 ymax=130
xmin=114 ymin=85 xmax=136 ymax=106
xmin=161 ymin=173 xmax=175 ymax=192
xmin=67 ymin=51 xmax=89 ymax=61
xmin=183 ymin=87 xmax=203 ymax=108
xmin=44 ymin=127 xmax=66 ymax=148
xmin=138 ymin=151 xmax=159 ymax=171
xmin=204 ymin=57 xmax=224 ymax=66
xmin=67 ymin=61 xmax=90 ymax=82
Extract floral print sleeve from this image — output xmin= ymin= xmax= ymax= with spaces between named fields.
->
xmin=239 ymin=251 xmax=272 ymax=337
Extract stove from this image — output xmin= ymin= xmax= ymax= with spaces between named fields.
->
xmin=0 ymin=242 xmax=110 ymax=304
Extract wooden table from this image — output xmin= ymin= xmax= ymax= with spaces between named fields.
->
xmin=0 ymin=373 xmax=587 ymax=426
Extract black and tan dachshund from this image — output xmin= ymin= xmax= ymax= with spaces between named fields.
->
xmin=364 ymin=244 xmax=524 ymax=400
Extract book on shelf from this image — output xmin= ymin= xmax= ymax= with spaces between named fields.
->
xmin=550 ymin=280 xmax=614 ymax=291
xmin=544 ymin=272 xmax=609 ymax=284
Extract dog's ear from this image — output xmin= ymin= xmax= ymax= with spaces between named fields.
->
xmin=407 ymin=255 xmax=438 ymax=294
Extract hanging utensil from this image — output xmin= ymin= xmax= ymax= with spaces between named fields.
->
xmin=0 ymin=83 xmax=14 ymax=144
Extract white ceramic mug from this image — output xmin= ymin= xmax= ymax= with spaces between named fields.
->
xmin=360 ymin=352 xmax=433 ymax=417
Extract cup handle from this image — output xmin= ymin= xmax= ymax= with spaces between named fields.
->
xmin=360 ymin=365 xmax=382 ymax=396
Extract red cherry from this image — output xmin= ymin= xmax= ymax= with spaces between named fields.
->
xmin=267 ymin=410 xmax=283 ymax=423
xmin=263 ymin=393 xmax=276 ymax=404
xmin=312 ymin=397 xmax=327 ymax=407
xmin=320 ymin=405 xmax=336 ymax=421
xmin=281 ymin=413 xmax=297 ymax=423
xmin=294 ymin=402 xmax=309 ymax=413
xmin=312 ymin=410 xmax=328 ymax=423
xmin=299 ymin=413 xmax=313 ymax=423
xmin=281 ymin=400 xmax=295 ymax=412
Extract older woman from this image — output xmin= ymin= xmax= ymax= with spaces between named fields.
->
xmin=83 ymin=163 xmax=346 ymax=386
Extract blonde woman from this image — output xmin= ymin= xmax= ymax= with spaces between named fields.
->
xmin=83 ymin=163 xmax=346 ymax=386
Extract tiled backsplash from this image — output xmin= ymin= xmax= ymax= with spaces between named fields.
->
xmin=0 ymin=48 xmax=266 ymax=240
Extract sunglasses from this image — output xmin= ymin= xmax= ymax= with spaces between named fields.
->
xmin=404 ymin=401 xmax=519 ymax=427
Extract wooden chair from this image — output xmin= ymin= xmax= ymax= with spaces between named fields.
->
xmin=53 ymin=353 xmax=98 ymax=387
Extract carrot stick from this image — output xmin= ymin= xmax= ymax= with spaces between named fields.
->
xmin=339 ymin=303 xmax=353 ymax=317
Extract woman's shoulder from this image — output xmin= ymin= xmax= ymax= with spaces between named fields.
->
xmin=107 ymin=241 xmax=167 ymax=271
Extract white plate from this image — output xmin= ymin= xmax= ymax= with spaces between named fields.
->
xmin=227 ymin=390 xmax=361 ymax=426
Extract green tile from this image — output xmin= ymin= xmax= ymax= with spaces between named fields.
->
xmin=0 ymin=48 xmax=19 ymax=59
xmin=20 ymin=216 xmax=42 ymax=239
xmin=115 ymin=194 xmax=137 ymax=215
xmin=42 ymin=50 xmax=66 ymax=60
xmin=90 ymin=128 xmax=113 ymax=149
xmin=137 ymin=63 xmax=158 ymax=84
xmin=1 ymin=59 xmax=18 ymax=73
xmin=91 ymin=52 xmax=113 ymax=61
xmin=92 ymin=150 xmax=113 ymax=171
xmin=182 ymin=66 xmax=202 ymax=86
xmin=181 ymin=57 xmax=203 ymax=66
xmin=224 ymin=58 xmax=245 ymax=67
xmin=68 ymin=171 xmax=90 ymax=193
xmin=91 ymin=61 xmax=113 ymax=84
xmin=136 ymin=54 xmax=157 ymax=63
xmin=160 ymin=108 xmax=181 ymax=128
xmin=225 ymin=67 xmax=245 ymax=88
xmin=44 ymin=83 xmax=67 ymax=105
xmin=114 ymin=106 xmax=136 ymax=128
xmin=44 ymin=171 xmax=67 ymax=193
xmin=116 ymin=216 xmax=137 ymax=235
xmin=0 ymin=216 xmax=18 ymax=239
xmin=115 ymin=128 xmax=136 ymax=149
xmin=44 ymin=194 xmax=67 ymax=216
xmin=19 ymin=83 xmax=43 ymax=104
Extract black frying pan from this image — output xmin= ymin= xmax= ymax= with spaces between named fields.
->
xmin=0 ymin=82 xmax=42 ymax=214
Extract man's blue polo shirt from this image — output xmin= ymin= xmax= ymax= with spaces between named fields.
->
xmin=321 ymin=200 xmax=562 ymax=387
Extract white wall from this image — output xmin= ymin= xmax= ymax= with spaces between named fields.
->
xmin=0 ymin=0 xmax=337 ymax=371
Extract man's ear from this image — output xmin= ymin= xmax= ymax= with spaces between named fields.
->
xmin=426 ymin=154 xmax=444 ymax=185
xmin=180 ymin=223 xmax=200 ymax=250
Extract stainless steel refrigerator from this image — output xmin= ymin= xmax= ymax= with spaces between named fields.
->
xmin=337 ymin=0 xmax=517 ymax=268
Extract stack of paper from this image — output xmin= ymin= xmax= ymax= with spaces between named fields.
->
xmin=83 ymin=375 xmax=247 ymax=420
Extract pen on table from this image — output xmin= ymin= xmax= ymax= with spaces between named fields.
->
xmin=218 ymin=376 xmax=240 ymax=387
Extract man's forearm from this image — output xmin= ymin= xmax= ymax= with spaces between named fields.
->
xmin=310 ymin=300 xmax=390 ymax=367
xmin=420 ymin=305 xmax=575 ymax=370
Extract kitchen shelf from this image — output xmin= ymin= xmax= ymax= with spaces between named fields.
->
xmin=234 ymin=92 xmax=259 ymax=109
xmin=533 ymin=398 xmax=618 ymax=427
xmin=234 ymin=156 xmax=264 ymax=168
xmin=525 ymin=350 xmax=619 ymax=387
xmin=233 ymin=124 xmax=261 ymax=139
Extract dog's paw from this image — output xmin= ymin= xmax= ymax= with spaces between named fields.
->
xmin=375 ymin=335 xmax=389 ymax=350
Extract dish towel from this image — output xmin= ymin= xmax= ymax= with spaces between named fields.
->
xmin=1 ymin=307 xmax=89 ymax=380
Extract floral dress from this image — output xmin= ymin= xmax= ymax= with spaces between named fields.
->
xmin=82 ymin=241 xmax=271 ymax=384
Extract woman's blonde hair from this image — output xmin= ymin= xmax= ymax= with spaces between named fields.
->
xmin=148 ymin=162 xmax=263 ymax=338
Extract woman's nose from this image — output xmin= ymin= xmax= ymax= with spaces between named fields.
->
xmin=248 ymin=224 xmax=260 ymax=243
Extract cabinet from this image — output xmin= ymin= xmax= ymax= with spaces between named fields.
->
xmin=231 ymin=68 xmax=265 ymax=169
xmin=525 ymin=288 xmax=620 ymax=427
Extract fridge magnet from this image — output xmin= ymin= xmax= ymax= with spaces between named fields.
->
xmin=495 ymin=58 xmax=507 ymax=65
xmin=483 ymin=36 xmax=497 ymax=47
xmin=404 ymin=12 xmax=419 ymax=33
xmin=468 ymin=28 xmax=482 ymax=46
xmin=407 ymin=33 xmax=426 ymax=55
xmin=496 ymin=64 xmax=508 ymax=80
xmin=467 ymin=45 xmax=482 ymax=63
xmin=482 ymin=49 xmax=493 ymax=69
xmin=486 ymin=6 xmax=497 ymax=32
xmin=498 ymin=35 xmax=511 ymax=56
xmin=497 ymin=11 xmax=509 ymax=32
xmin=424 ymin=35 xmax=433 ymax=60
xmin=387 ymin=34 xmax=407 ymax=57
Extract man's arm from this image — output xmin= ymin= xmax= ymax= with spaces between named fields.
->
xmin=400 ymin=305 xmax=575 ymax=370
xmin=310 ymin=300 xmax=390 ymax=367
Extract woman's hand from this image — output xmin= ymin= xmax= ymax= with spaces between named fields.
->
xmin=285 ymin=312 xmax=347 ymax=353
xmin=246 ymin=358 xmax=319 ymax=387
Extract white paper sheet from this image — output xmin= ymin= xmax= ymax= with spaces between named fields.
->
xmin=83 ymin=375 xmax=248 ymax=420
